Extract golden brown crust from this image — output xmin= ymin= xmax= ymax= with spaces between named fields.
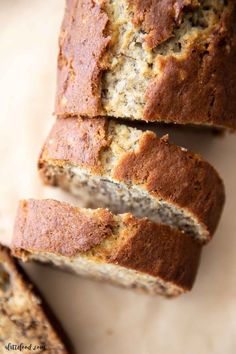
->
xmin=112 ymin=131 xmax=225 ymax=237
xmin=55 ymin=0 xmax=236 ymax=129
xmin=39 ymin=117 xmax=109 ymax=173
xmin=12 ymin=200 xmax=201 ymax=292
xmin=144 ymin=2 xmax=236 ymax=128
xmin=55 ymin=0 xmax=110 ymax=116
xmin=13 ymin=200 xmax=116 ymax=257
xmin=129 ymin=0 xmax=199 ymax=49
xmin=111 ymin=214 xmax=201 ymax=290
xmin=39 ymin=117 xmax=225 ymax=241
xmin=0 ymin=246 xmax=70 ymax=353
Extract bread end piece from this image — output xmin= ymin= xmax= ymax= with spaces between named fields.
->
xmin=0 ymin=245 xmax=71 ymax=353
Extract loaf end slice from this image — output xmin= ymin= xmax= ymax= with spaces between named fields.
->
xmin=39 ymin=116 xmax=225 ymax=243
xmin=0 ymin=245 xmax=70 ymax=353
xmin=12 ymin=199 xmax=202 ymax=297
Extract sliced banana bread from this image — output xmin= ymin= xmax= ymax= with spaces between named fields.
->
xmin=12 ymin=199 xmax=201 ymax=297
xmin=55 ymin=0 xmax=236 ymax=129
xmin=38 ymin=117 xmax=225 ymax=243
xmin=0 ymin=246 xmax=69 ymax=353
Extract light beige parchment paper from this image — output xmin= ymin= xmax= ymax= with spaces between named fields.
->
xmin=0 ymin=1 xmax=236 ymax=353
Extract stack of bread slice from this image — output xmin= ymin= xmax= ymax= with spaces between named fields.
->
xmin=11 ymin=0 xmax=236 ymax=297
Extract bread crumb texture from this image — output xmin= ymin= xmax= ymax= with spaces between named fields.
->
xmin=56 ymin=0 xmax=236 ymax=129
xmin=0 ymin=247 xmax=68 ymax=353
xmin=12 ymin=200 xmax=201 ymax=296
xmin=39 ymin=117 xmax=225 ymax=243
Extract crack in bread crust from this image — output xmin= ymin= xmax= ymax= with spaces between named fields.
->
xmin=144 ymin=3 xmax=236 ymax=126
xmin=129 ymin=0 xmax=200 ymax=49
xmin=55 ymin=0 xmax=236 ymax=129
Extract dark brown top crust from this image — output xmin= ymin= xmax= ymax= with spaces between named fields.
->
xmin=39 ymin=117 xmax=225 ymax=241
xmin=129 ymin=0 xmax=199 ymax=49
xmin=12 ymin=200 xmax=201 ymax=292
xmin=111 ymin=214 xmax=201 ymax=290
xmin=113 ymin=131 xmax=225 ymax=237
xmin=13 ymin=200 xmax=115 ymax=257
xmin=39 ymin=117 xmax=109 ymax=173
xmin=55 ymin=0 xmax=110 ymax=116
xmin=144 ymin=2 xmax=236 ymax=128
xmin=55 ymin=0 xmax=236 ymax=129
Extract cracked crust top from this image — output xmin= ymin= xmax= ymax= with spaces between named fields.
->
xmin=130 ymin=0 xmax=199 ymax=49
xmin=55 ymin=0 xmax=236 ymax=129
xmin=144 ymin=2 xmax=236 ymax=126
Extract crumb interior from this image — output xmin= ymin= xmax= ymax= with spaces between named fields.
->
xmin=101 ymin=0 xmax=226 ymax=119
xmin=28 ymin=252 xmax=181 ymax=297
xmin=42 ymin=121 xmax=206 ymax=241
xmin=0 ymin=256 xmax=62 ymax=352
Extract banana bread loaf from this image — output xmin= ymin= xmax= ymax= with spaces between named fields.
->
xmin=12 ymin=199 xmax=201 ymax=297
xmin=55 ymin=0 xmax=236 ymax=129
xmin=0 ymin=246 xmax=69 ymax=353
xmin=38 ymin=116 xmax=225 ymax=243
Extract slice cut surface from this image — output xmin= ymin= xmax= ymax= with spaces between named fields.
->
xmin=12 ymin=199 xmax=202 ymax=297
xmin=39 ymin=116 xmax=225 ymax=243
xmin=55 ymin=0 xmax=236 ymax=129
xmin=0 ymin=246 xmax=69 ymax=353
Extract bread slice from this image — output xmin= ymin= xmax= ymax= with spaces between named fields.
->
xmin=55 ymin=0 xmax=236 ymax=129
xmin=12 ymin=199 xmax=201 ymax=297
xmin=38 ymin=116 xmax=225 ymax=243
xmin=0 ymin=246 xmax=69 ymax=353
